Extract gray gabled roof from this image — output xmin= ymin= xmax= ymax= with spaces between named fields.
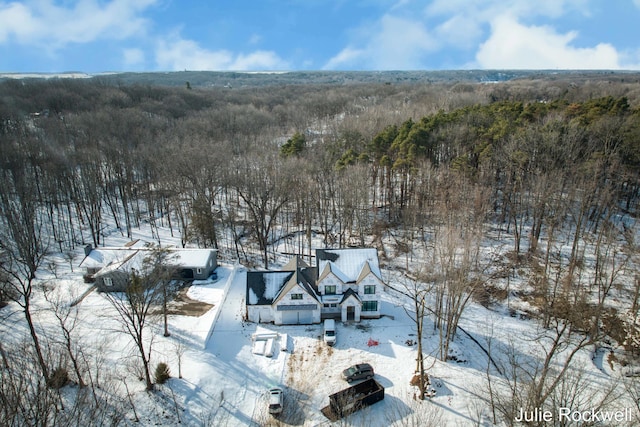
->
xmin=272 ymin=269 xmax=320 ymax=305
xmin=340 ymin=288 xmax=361 ymax=304
xmin=246 ymin=257 xmax=320 ymax=307
xmin=316 ymin=248 xmax=382 ymax=282
xmin=246 ymin=271 xmax=294 ymax=306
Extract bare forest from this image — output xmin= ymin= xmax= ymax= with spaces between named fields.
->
xmin=3 ymin=72 xmax=640 ymax=425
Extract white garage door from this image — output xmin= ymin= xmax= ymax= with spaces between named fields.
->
xmin=281 ymin=311 xmax=299 ymax=325
xmin=281 ymin=310 xmax=315 ymax=325
xmin=297 ymin=311 xmax=313 ymax=324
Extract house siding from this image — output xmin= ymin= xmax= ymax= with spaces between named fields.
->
xmin=318 ymin=274 xmax=343 ymax=295
xmin=85 ymin=247 xmax=218 ymax=291
xmin=358 ymin=273 xmax=382 ymax=318
xmin=247 ymin=306 xmax=273 ymax=323
xmin=274 ymin=285 xmax=320 ymax=325
xmin=246 ymin=248 xmax=383 ymax=325
xmin=176 ymin=251 xmax=218 ymax=280
xmin=95 ymin=270 xmax=130 ymax=292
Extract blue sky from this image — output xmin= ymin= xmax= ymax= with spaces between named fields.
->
xmin=1 ymin=0 xmax=640 ymax=73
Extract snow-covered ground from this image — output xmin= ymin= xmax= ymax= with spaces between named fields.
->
xmin=1 ymin=221 xmax=637 ymax=426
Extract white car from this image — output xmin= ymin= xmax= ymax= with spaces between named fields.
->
xmin=268 ymin=387 xmax=284 ymax=415
xmin=323 ymin=319 xmax=336 ymax=346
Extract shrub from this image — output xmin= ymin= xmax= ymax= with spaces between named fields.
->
xmin=154 ymin=362 xmax=171 ymax=384
xmin=47 ymin=367 xmax=69 ymax=389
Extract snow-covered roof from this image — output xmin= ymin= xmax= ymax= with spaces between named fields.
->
xmin=318 ymin=262 xmax=351 ymax=283
xmin=81 ymin=245 xmax=216 ymax=270
xmin=246 ymin=271 xmax=293 ymax=305
xmin=171 ymin=249 xmax=214 ymax=268
xmin=79 ymin=247 xmax=140 ymax=269
xmin=316 ymin=248 xmax=382 ymax=282
xmin=92 ymin=251 xmax=144 ymax=277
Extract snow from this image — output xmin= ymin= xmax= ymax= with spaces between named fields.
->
xmin=319 ymin=248 xmax=382 ymax=281
xmin=2 ymin=220 xmax=637 ymax=426
xmin=264 ymin=272 xmax=292 ymax=300
xmin=92 ymin=250 xmax=144 ymax=277
xmin=248 ymin=288 xmax=259 ymax=305
xmin=172 ymin=248 xmax=215 ymax=267
xmin=327 ymin=262 xmax=352 ymax=283
xmin=79 ymin=246 xmax=142 ymax=269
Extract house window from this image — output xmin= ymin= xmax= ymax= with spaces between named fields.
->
xmin=362 ymin=301 xmax=378 ymax=312
xmin=104 ymin=277 xmax=113 ymax=287
xmin=291 ymin=293 xmax=303 ymax=300
xmin=325 ymin=285 xmax=336 ymax=295
xmin=364 ymin=285 xmax=376 ymax=294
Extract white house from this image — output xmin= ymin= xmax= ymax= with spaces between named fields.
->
xmin=245 ymin=248 xmax=383 ymax=325
xmin=316 ymin=248 xmax=383 ymax=322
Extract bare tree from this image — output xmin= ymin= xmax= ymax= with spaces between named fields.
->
xmin=102 ymin=248 xmax=171 ymax=390
xmin=230 ymin=148 xmax=296 ymax=268
xmin=0 ymin=157 xmax=50 ymax=383
xmin=0 ymin=340 xmax=58 ymax=425
xmin=491 ymin=318 xmax=605 ymax=426
xmin=398 ymin=271 xmax=434 ymax=400
xmin=429 ymin=172 xmax=491 ymax=361
xmin=43 ymin=286 xmax=87 ymax=387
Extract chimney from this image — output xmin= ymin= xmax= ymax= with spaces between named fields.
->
xmin=84 ymin=244 xmax=93 ymax=256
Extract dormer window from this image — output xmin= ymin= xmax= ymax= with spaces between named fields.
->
xmin=324 ymin=285 xmax=336 ymax=295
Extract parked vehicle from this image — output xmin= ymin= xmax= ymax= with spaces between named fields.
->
xmin=321 ymin=378 xmax=385 ymax=421
xmin=268 ymin=387 xmax=284 ymax=415
xmin=323 ymin=319 xmax=336 ymax=346
xmin=341 ymin=363 xmax=374 ymax=382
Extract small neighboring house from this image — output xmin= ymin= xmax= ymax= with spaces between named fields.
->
xmin=246 ymin=248 xmax=383 ymax=325
xmin=80 ymin=242 xmax=218 ymax=292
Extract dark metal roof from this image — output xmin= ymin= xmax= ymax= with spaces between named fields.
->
xmin=340 ymin=288 xmax=361 ymax=304
xmin=246 ymin=271 xmax=294 ymax=306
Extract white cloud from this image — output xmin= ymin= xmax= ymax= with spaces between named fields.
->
xmin=634 ymin=0 xmax=640 ymax=9
xmin=425 ymin=0 xmax=592 ymax=51
xmin=434 ymin=15 xmax=483 ymax=50
xmin=231 ymin=51 xmax=288 ymax=70
xmin=123 ymin=48 xmax=145 ymax=67
xmin=155 ymin=37 xmax=289 ymax=71
xmin=0 ymin=0 xmax=156 ymax=48
xmin=618 ymin=48 xmax=640 ymax=70
xmin=476 ymin=14 xmax=620 ymax=69
xmin=324 ymin=14 xmax=437 ymax=70
xmin=427 ymin=0 xmax=589 ymax=20
xmin=324 ymin=47 xmax=365 ymax=70
xmin=0 ymin=2 xmax=37 ymax=43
